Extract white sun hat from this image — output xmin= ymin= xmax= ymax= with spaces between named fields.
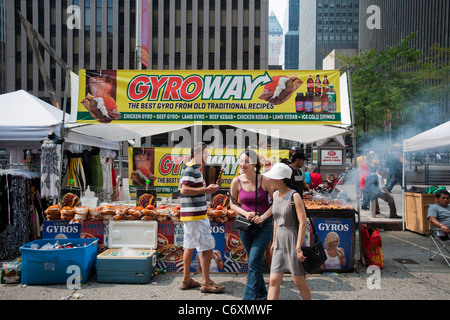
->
xmin=263 ymin=162 xmax=292 ymax=180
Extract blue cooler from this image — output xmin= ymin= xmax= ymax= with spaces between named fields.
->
xmin=96 ymin=220 xmax=157 ymax=284
xmin=20 ymin=238 xmax=98 ymax=285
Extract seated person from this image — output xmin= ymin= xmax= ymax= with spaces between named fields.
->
xmin=364 ymin=165 xmax=399 ymax=218
xmin=427 ymin=189 xmax=450 ymax=240
xmin=324 ymin=174 xmax=338 ymax=191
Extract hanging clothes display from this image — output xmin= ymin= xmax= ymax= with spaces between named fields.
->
xmin=90 ymin=147 xmax=103 ymax=193
xmin=111 ymin=162 xmax=119 ymax=202
xmin=40 ymin=142 xmax=61 ymax=199
xmin=98 ymin=149 xmax=116 ymax=203
xmin=63 ymin=144 xmax=86 ymax=191
xmin=0 ymin=169 xmax=42 ymax=260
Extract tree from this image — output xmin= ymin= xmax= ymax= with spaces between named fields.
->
xmin=338 ymin=33 xmax=424 ymax=143
xmin=413 ymin=44 xmax=450 ymax=115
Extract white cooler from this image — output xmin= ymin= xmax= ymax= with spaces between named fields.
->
xmin=96 ymin=220 xmax=157 ymax=284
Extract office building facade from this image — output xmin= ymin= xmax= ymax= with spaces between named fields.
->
xmin=299 ymin=0 xmax=359 ymax=70
xmin=0 ymin=0 xmax=6 ymax=94
xmin=268 ymin=10 xmax=283 ymax=66
xmin=3 ymin=0 xmax=269 ymax=106
xmin=284 ymin=0 xmax=298 ymax=69
xmin=359 ymin=0 xmax=449 ymax=128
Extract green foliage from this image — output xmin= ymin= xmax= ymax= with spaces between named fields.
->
xmin=338 ymin=33 xmax=448 ymax=142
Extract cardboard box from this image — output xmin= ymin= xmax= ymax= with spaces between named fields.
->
xmin=405 ymin=192 xmax=436 ymax=235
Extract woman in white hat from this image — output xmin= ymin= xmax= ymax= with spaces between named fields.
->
xmin=264 ymin=162 xmax=312 ymax=300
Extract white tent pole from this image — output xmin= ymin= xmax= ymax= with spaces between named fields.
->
xmin=401 ymin=116 xmax=406 ymax=230
xmin=347 ymin=67 xmax=362 ymax=263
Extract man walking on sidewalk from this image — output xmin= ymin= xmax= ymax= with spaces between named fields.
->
xmin=179 ymin=142 xmax=225 ymax=293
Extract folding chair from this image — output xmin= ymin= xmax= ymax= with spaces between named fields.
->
xmin=428 ymin=224 xmax=450 ymax=267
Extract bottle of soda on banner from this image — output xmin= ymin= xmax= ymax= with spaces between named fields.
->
xmin=321 ymin=92 xmax=329 ymax=113
xmin=322 ymin=76 xmax=330 ymax=93
xmin=315 ymin=75 xmax=321 ymax=95
xmin=304 ymin=92 xmax=313 ymax=113
xmin=327 ymin=84 xmax=336 ymax=113
xmin=313 ymin=92 xmax=322 ymax=114
xmin=295 ymin=93 xmax=305 ymax=113
xmin=307 ymin=75 xmax=314 ymax=93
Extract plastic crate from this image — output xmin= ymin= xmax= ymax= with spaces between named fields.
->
xmin=20 ymin=238 xmax=98 ymax=285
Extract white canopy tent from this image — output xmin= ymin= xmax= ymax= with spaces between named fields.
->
xmin=0 ymin=90 xmax=119 ymax=150
xmin=401 ymin=121 xmax=450 ymax=230
xmin=403 ymin=121 xmax=450 ymax=152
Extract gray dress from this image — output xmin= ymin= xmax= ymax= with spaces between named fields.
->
xmin=271 ymin=189 xmax=306 ymax=276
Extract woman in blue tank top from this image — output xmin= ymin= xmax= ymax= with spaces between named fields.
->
xmin=230 ymin=149 xmax=274 ymax=300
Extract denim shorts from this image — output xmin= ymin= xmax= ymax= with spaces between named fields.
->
xmin=183 ymin=218 xmax=215 ymax=252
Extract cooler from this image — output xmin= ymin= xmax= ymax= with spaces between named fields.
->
xmin=96 ymin=220 xmax=157 ymax=284
xmin=20 ymin=238 xmax=98 ymax=285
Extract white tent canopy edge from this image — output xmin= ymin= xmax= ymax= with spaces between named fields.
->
xmin=403 ymin=121 xmax=450 ymax=152
xmin=401 ymin=120 xmax=450 ymax=231
xmin=0 ymin=90 xmax=119 ymax=150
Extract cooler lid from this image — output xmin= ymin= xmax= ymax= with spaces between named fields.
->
xmin=108 ymin=221 xmax=157 ymax=249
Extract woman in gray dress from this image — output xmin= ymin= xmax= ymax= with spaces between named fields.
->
xmin=263 ymin=163 xmax=312 ymax=300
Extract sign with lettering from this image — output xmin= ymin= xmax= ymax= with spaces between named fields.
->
xmin=77 ymin=69 xmax=342 ymax=125
xmin=128 ymin=147 xmax=289 ymax=196
xmin=156 ymin=221 xmax=248 ymax=273
xmin=321 ymin=149 xmax=343 ymax=166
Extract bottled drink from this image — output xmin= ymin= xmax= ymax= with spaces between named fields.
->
xmin=307 ymin=75 xmax=314 ymax=93
xmin=304 ymin=92 xmax=313 ymax=113
xmin=327 ymin=84 xmax=336 ymax=113
xmin=313 ymin=92 xmax=322 ymax=114
xmin=322 ymin=76 xmax=330 ymax=93
xmin=295 ymin=93 xmax=305 ymax=113
xmin=321 ymin=92 xmax=329 ymax=113
xmin=314 ymin=75 xmax=321 ymax=95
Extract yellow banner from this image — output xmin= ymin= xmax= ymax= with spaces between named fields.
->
xmin=78 ymin=70 xmax=341 ymax=125
xmin=128 ymin=147 xmax=289 ymax=196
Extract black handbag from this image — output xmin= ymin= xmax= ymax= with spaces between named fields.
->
xmin=233 ymin=214 xmax=254 ymax=231
xmin=290 ymin=193 xmax=327 ymax=273
xmin=228 ymin=191 xmax=255 ymax=231
xmin=228 ymin=192 xmax=268 ymax=231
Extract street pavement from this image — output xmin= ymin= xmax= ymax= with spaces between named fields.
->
xmin=1 ymin=183 xmax=449 ymax=303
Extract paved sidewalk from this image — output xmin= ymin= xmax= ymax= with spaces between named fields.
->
xmin=2 ymin=182 xmax=449 ymax=302
xmin=1 ymin=230 xmax=449 ymax=301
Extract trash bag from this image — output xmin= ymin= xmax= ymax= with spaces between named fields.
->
xmin=360 ymin=224 xmax=383 ymax=268
xmin=425 ymin=186 xmax=446 ymax=194
xmin=407 ymin=186 xmax=427 ymax=194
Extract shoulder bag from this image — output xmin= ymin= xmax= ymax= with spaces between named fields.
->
xmin=228 ymin=192 xmax=254 ymax=231
xmin=290 ymin=193 xmax=327 ymax=273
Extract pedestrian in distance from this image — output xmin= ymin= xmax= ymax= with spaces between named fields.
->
xmin=229 ymin=149 xmax=274 ymax=300
xmin=348 ymin=150 xmax=377 ymax=210
xmin=178 ymin=142 xmax=224 ymax=293
xmin=386 ymin=152 xmax=403 ymax=192
xmin=263 ymin=162 xmax=311 ymax=300
xmin=286 ymin=152 xmax=310 ymax=197
xmin=364 ymin=165 xmax=400 ymax=218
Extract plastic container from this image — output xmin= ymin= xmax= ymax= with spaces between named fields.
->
xmin=20 ymin=238 xmax=98 ymax=285
xmin=81 ymin=197 xmax=98 ymax=208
